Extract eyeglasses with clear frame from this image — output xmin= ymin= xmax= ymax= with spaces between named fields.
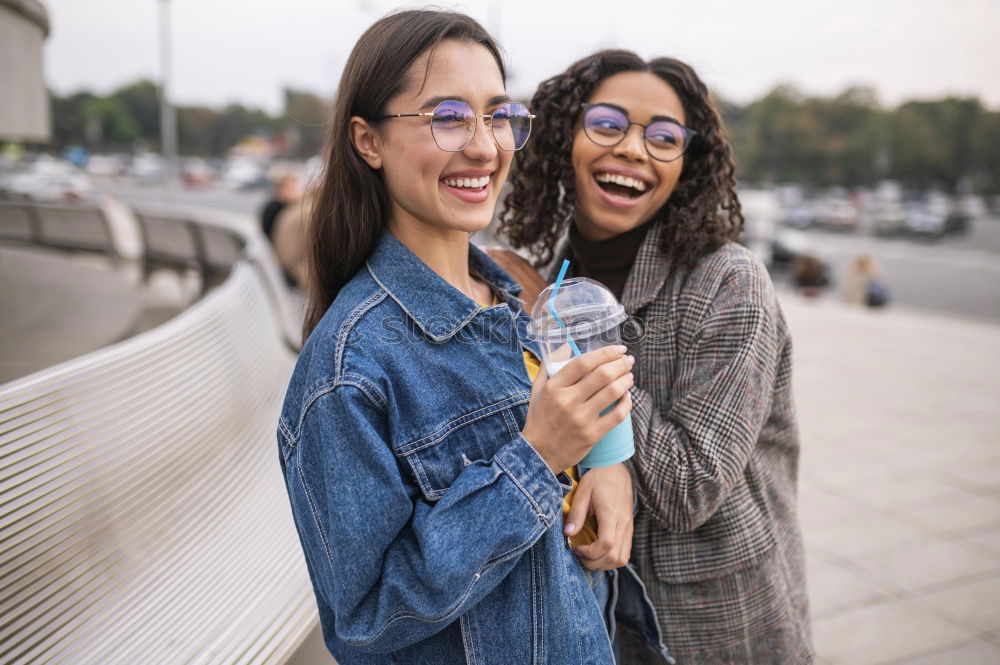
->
xmin=371 ymin=100 xmax=536 ymax=152
xmin=580 ymin=103 xmax=696 ymax=162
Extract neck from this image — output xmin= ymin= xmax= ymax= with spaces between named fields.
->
xmin=387 ymin=213 xmax=479 ymax=297
xmin=568 ymin=217 xmax=656 ymax=301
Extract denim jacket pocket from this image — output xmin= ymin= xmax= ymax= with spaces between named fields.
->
xmin=398 ymin=395 xmax=528 ymax=501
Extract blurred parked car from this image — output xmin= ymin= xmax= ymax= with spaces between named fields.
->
xmin=944 ymin=209 xmax=970 ymax=234
xmin=221 ymin=158 xmax=269 ymax=189
xmin=957 ymin=194 xmax=987 ymax=220
xmin=988 ymin=196 xmax=1000 ymax=217
xmin=85 ymin=154 xmax=128 ymax=177
xmin=131 ymin=153 xmax=165 ymax=184
xmin=940 ymin=194 xmax=981 ymax=234
xmin=903 ymin=192 xmax=970 ymax=237
xmin=0 ymin=156 xmax=92 ymax=202
xmin=903 ymin=198 xmax=947 ymax=238
xmin=738 ymin=188 xmax=781 ymax=267
xmin=865 ymin=200 xmax=907 ymax=236
xmin=771 ymin=228 xmax=815 ymax=269
xmin=815 ymin=197 xmax=860 ymax=232
xmin=783 ymin=200 xmax=819 ymax=229
xmin=181 ymin=158 xmax=216 ymax=188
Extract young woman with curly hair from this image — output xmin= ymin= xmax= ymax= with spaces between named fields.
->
xmin=497 ymin=50 xmax=813 ymax=664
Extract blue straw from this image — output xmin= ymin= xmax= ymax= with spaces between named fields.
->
xmin=549 ymin=259 xmax=582 ymax=357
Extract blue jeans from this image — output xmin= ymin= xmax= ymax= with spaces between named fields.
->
xmin=585 ymin=565 xmax=675 ymax=665
xmin=585 ymin=569 xmax=622 ymax=663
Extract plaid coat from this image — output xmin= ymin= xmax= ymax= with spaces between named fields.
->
xmin=550 ymin=221 xmax=813 ymax=664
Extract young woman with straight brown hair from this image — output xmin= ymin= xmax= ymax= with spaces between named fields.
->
xmin=277 ymin=12 xmax=673 ymax=665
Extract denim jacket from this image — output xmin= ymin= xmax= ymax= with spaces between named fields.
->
xmin=277 ymin=230 xmax=672 ymax=665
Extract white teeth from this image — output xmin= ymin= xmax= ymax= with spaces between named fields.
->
xmin=444 ymin=176 xmax=490 ymax=188
xmin=595 ymin=172 xmax=648 ymax=192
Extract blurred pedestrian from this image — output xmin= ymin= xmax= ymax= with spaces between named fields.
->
xmin=792 ymin=253 xmax=829 ymax=299
xmin=499 ymin=49 xmax=813 ymax=664
xmin=271 ymin=194 xmax=312 ymax=289
xmin=259 ymin=170 xmax=302 ymax=242
xmin=844 ymin=253 xmax=890 ymax=308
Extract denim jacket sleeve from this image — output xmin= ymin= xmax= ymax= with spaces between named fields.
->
xmin=292 ymin=383 xmax=564 ymax=654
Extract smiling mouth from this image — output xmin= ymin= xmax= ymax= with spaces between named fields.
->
xmin=442 ymin=175 xmax=490 ymax=191
xmin=593 ymin=172 xmax=650 ymax=199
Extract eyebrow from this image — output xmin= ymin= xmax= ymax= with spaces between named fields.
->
xmin=594 ymin=101 xmax=683 ymax=125
xmin=419 ymin=94 xmax=512 ymax=111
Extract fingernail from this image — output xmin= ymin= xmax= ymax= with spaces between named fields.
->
xmin=564 ymin=523 xmax=576 ymax=535
xmin=628 ymin=372 xmax=634 ymax=379
xmin=627 ymin=355 xmax=636 ymax=365
xmin=614 ymin=345 xmax=627 ymax=354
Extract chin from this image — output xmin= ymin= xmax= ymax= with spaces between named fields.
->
xmin=443 ymin=212 xmax=493 ymax=235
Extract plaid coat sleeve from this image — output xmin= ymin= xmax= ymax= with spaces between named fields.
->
xmin=626 ymin=253 xmax=782 ymax=533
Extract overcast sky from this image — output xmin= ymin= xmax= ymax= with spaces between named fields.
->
xmin=42 ymin=0 xmax=1000 ymax=113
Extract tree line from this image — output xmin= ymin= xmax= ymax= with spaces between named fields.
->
xmin=45 ymin=79 xmax=1000 ymax=194
xmin=49 ymin=79 xmax=328 ymax=161
xmin=721 ymin=86 xmax=999 ymax=194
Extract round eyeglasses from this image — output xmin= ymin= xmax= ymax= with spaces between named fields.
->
xmin=371 ymin=100 xmax=535 ymax=152
xmin=580 ymin=103 xmax=696 ymax=162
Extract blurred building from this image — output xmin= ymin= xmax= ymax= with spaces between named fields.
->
xmin=0 ymin=0 xmax=50 ymax=141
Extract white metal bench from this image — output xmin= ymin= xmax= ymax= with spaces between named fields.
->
xmin=0 ymin=202 xmax=121 ymax=264
xmin=0 ymin=213 xmax=322 ymax=664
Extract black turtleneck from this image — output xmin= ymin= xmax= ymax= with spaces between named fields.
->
xmin=568 ymin=221 xmax=655 ymax=301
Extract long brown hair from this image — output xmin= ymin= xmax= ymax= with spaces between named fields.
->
xmin=499 ymin=50 xmax=743 ymax=271
xmin=302 ymin=10 xmax=506 ymax=341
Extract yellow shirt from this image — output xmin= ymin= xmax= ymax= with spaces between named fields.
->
xmin=476 ymin=288 xmax=598 ymax=547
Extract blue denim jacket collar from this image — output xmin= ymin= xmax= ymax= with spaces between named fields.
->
xmin=365 ymin=229 xmax=524 ymax=343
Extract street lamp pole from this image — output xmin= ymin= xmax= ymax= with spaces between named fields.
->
xmin=158 ymin=0 xmax=178 ymax=185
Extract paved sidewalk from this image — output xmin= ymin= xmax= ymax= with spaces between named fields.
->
xmin=0 ymin=246 xmax=140 ymax=383
xmin=780 ymin=291 xmax=1000 ymax=665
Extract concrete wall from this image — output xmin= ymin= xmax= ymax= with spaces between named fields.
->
xmin=0 ymin=0 xmax=50 ymax=141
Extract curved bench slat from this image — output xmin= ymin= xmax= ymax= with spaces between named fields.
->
xmin=1 ymin=251 xmax=320 ymax=665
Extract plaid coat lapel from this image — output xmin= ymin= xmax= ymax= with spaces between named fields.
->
xmin=620 ymin=220 xmax=671 ymax=315
xmin=546 ymin=220 xmax=670 ymax=316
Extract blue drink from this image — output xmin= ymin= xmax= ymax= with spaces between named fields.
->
xmin=583 ymin=411 xmax=634 ymax=469
xmin=543 ymin=358 xmax=634 ymax=468
xmin=530 ymin=277 xmax=636 ymax=469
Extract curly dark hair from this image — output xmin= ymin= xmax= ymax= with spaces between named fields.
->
xmin=499 ymin=50 xmax=743 ymax=272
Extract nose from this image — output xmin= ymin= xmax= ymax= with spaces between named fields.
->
xmin=462 ymin=115 xmax=499 ymax=162
xmin=612 ymin=123 xmax=647 ymax=162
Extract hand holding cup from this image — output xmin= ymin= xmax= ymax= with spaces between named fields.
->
xmin=521 ymin=345 xmax=635 ymax=473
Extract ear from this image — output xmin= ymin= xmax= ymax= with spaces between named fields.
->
xmin=349 ymin=117 xmax=383 ymax=170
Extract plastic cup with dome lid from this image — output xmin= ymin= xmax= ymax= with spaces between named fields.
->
xmin=525 ymin=262 xmax=634 ymax=468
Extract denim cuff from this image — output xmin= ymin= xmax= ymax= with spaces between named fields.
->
xmin=494 ymin=434 xmax=564 ymax=528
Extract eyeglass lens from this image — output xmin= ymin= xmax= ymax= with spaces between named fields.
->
xmin=582 ymin=104 xmax=689 ymax=162
xmin=430 ymin=100 xmax=532 ymax=151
